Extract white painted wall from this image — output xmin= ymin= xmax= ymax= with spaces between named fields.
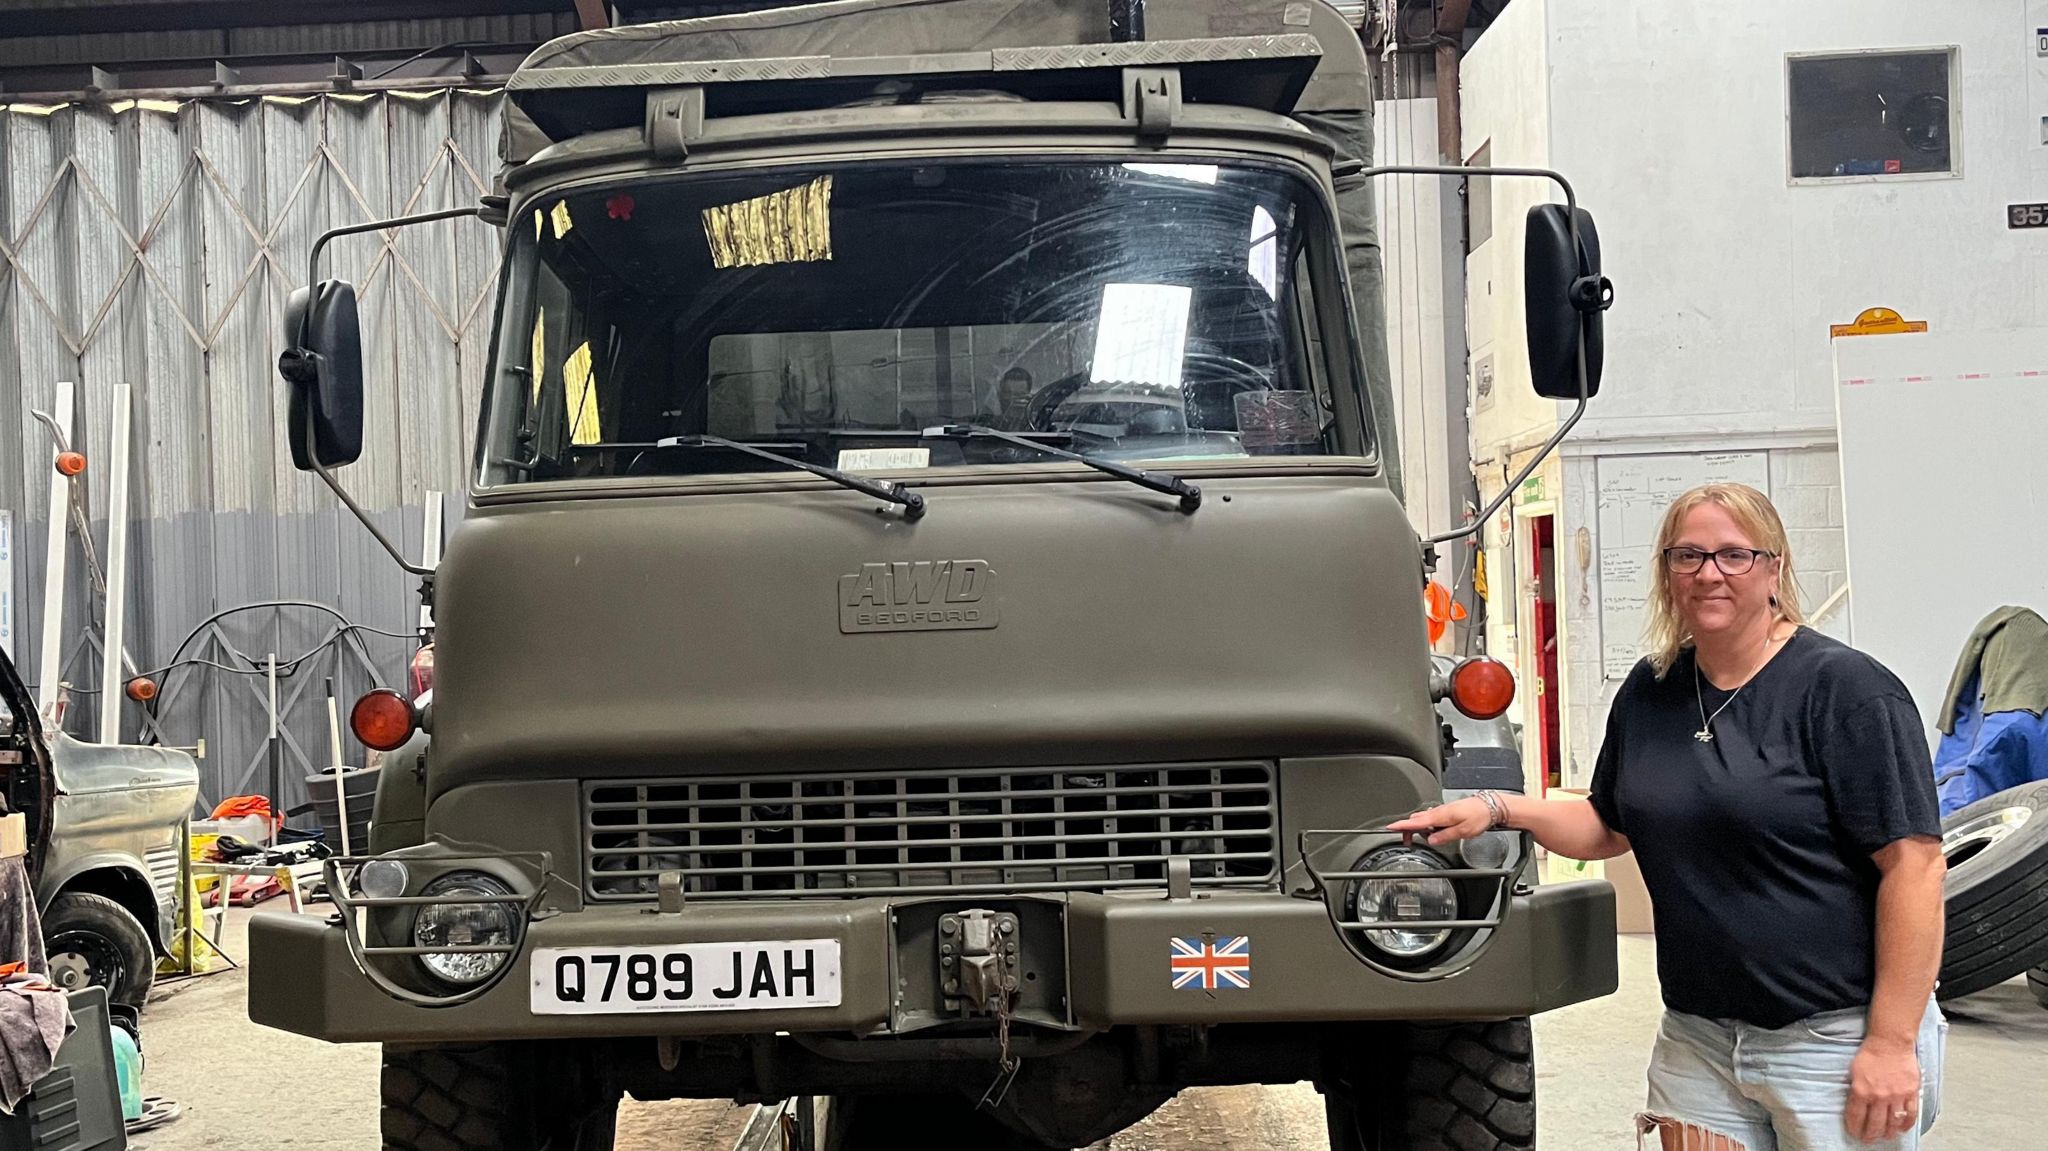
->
xmin=1374 ymin=95 xmax=1466 ymax=542
xmin=1462 ymin=0 xmax=1566 ymax=774
xmin=1459 ymin=0 xmax=2045 ymax=773
xmin=1542 ymin=0 xmax=2048 ymax=446
xmin=1460 ymin=0 xmax=1560 ymax=464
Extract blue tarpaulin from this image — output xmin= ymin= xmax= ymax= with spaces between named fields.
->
xmin=1935 ymin=668 xmax=2048 ymax=817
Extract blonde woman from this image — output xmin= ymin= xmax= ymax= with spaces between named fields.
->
xmin=1394 ymin=484 xmax=1947 ymax=1150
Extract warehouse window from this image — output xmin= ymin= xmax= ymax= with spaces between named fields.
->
xmin=1788 ymin=48 xmax=1959 ymax=182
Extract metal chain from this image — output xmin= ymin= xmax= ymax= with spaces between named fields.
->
xmin=998 ymin=987 xmax=1016 ymax=1073
xmin=977 ymin=983 xmax=1022 ymax=1110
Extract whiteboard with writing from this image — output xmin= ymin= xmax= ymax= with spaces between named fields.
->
xmin=1596 ymin=452 xmax=1771 ymax=679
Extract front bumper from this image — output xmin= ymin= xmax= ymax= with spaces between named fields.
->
xmin=248 ymin=881 xmax=1616 ymax=1044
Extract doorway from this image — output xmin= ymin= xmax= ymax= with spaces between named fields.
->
xmin=1522 ymin=512 xmax=1563 ymax=794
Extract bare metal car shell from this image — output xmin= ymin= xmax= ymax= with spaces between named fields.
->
xmin=41 ymin=732 xmax=198 ymax=954
xmin=1 ymin=647 xmax=199 ymax=1005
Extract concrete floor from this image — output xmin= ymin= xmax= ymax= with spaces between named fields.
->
xmin=128 ymin=908 xmax=2048 ymax=1150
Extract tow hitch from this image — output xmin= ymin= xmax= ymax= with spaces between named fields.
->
xmin=939 ymin=909 xmax=1020 ymax=1016
xmin=939 ymin=908 xmax=1025 ymax=1107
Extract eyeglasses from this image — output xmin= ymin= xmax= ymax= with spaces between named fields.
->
xmin=1662 ymin=547 xmax=1776 ymax=576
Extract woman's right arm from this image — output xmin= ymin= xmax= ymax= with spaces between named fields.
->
xmin=1387 ymin=793 xmax=1631 ymax=862
xmin=1396 ymin=663 xmax=1644 ymax=860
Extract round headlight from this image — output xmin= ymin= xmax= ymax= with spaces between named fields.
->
xmin=1348 ymin=846 xmax=1458 ymax=959
xmin=413 ymin=872 xmax=519 ymax=986
xmin=356 ymin=859 xmax=410 ymax=900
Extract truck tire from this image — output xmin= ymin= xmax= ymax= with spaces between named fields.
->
xmin=1324 ymin=1019 xmax=1536 ymax=1151
xmin=2028 ymin=966 xmax=2048 ymax=1010
xmin=381 ymin=1044 xmax=616 ymax=1151
xmin=1938 ymin=781 xmax=2048 ymax=1001
xmin=43 ymin=891 xmax=155 ymax=1009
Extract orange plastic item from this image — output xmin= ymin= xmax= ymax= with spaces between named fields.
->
xmin=1423 ymin=581 xmax=1469 ymax=645
xmin=210 ymin=795 xmax=280 ymax=830
xmin=54 ymin=452 xmax=86 ymax=477
xmin=125 ymin=677 xmax=158 ymax=702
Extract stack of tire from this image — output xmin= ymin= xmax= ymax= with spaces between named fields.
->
xmin=1938 ymin=780 xmax=2048 ymax=1002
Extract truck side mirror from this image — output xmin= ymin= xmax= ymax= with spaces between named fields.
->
xmin=1524 ymin=204 xmax=1612 ymax=401
xmin=280 ymin=280 xmax=366 ymax=471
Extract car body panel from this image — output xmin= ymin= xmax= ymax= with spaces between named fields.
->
xmin=41 ymin=734 xmax=199 ymax=947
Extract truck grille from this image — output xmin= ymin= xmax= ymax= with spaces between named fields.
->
xmin=584 ymin=763 xmax=1278 ymax=900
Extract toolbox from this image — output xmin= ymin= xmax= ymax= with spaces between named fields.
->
xmin=0 ymin=986 xmax=125 ymax=1151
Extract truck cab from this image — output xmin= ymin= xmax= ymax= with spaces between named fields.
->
xmin=249 ymin=3 xmax=1618 ymax=1147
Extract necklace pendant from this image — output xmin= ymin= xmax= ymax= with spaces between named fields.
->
xmin=1694 ymin=729 xmax=1715 ymax=743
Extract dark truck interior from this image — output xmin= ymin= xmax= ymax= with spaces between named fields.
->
xmin=497 ymin=158 xmax=1348 ymax=482
xmin=0 ymin=649 xmax=54 ymax=881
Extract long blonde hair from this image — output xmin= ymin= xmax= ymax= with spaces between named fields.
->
xmin=1644 ymin=483 xmax=1806 ymax=676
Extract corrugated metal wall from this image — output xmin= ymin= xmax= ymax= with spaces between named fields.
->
xmin=0 ymin=89 xmax=506 ymax=812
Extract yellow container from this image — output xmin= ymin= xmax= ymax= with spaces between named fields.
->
xmin=188 ymin=833 xmax=221 ymax=895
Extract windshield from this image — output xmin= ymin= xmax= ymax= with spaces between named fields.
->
xmin=480 ymin=158 xmax=1361 ymax=486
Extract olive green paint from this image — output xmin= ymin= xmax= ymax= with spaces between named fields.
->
xmin=247 ymin=0 xmax=1617 ymax=1115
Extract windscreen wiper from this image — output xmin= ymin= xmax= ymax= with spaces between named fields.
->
xmin=656 ymin=435 xmax=925 ymax=520
xmin=828 ymin=429 xmax=1076 ymax=445
xmin=924 ymin=424 xmax=1201 ymax=514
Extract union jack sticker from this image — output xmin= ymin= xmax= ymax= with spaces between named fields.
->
xmin=1170 ymin=936 xmax=1252 ymax=990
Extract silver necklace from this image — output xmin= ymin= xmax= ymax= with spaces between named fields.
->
xmin=1692 ymin=630 xmax=1789 ymax=743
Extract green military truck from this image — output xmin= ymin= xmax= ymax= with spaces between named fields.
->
xmin=249 ymin=2 xmax=1619 ymax=1147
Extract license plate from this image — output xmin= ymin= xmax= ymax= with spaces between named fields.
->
xmin=529 ymin=940 xmax=841 ymax=1015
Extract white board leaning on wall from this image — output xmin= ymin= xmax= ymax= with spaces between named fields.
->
xmin=1835 ymin=327 xmax=2048 ymax=734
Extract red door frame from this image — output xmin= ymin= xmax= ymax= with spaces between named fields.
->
xmin=1527 ymin=514 xmax=1562 ymax=795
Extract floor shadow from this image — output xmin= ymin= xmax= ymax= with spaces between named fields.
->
xmin=1937 ymin=980 xmax=2048 ymax=1037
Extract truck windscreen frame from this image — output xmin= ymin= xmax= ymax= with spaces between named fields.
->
xmin=477 ymin=156 xmax=1372 ymax=488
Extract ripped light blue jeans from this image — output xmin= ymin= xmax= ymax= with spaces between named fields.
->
xmin=1641 ymin=998 xmax=1946 ymax=1151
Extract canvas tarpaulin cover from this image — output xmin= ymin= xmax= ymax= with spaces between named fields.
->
xmin=1935 ymin=607 xmax=2048 ymax=816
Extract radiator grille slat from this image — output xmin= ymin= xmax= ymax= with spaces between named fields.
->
xmin=145 ymin=834 xmax=182 ymax=903
xmin=584 ymin=763 xmax=1278 ymax=901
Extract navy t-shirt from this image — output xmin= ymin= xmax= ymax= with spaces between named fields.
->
xmin=1588 ymin=628 xmax=1941 ymax=1029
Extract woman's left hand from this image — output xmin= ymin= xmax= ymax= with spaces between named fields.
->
xmin=1846 ymin=1037 xmax=1921 ymax=1142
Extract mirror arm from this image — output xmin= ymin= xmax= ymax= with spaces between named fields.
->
xmin=291 ymin=207 xmax=485 ymax=367
xmin=302 ymin=206 xmax=483 ymax=344
xmin=1338 ymin=165 xmax=1596 ymax=550
xmin=1336 ymin=163 xmax=1578 ymax=215
xmin=288 ymin=206 xmax=479 ymax=578
xmin=1425 ymin=382 xmax=1588 ymax=548
xmin=300 ymin=378 xmax=435 ymax=578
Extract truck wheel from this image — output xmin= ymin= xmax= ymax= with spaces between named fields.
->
xmin=1939 ymin=781 xmax=2048 ymax=1001
xmin=2028 ymin=966 xmax=2048 ymax=1010
xmin=1324 ymin=1019 xmax=1536 ymax=1151
xmin=381 ymin=1044 xmax=616 ymax=1151
xmin=43 ymin=891 xmax=155 ymax=1009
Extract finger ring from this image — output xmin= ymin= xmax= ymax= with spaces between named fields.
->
xmin=1893 ymin=1110 xmax=1910 ymax=1119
